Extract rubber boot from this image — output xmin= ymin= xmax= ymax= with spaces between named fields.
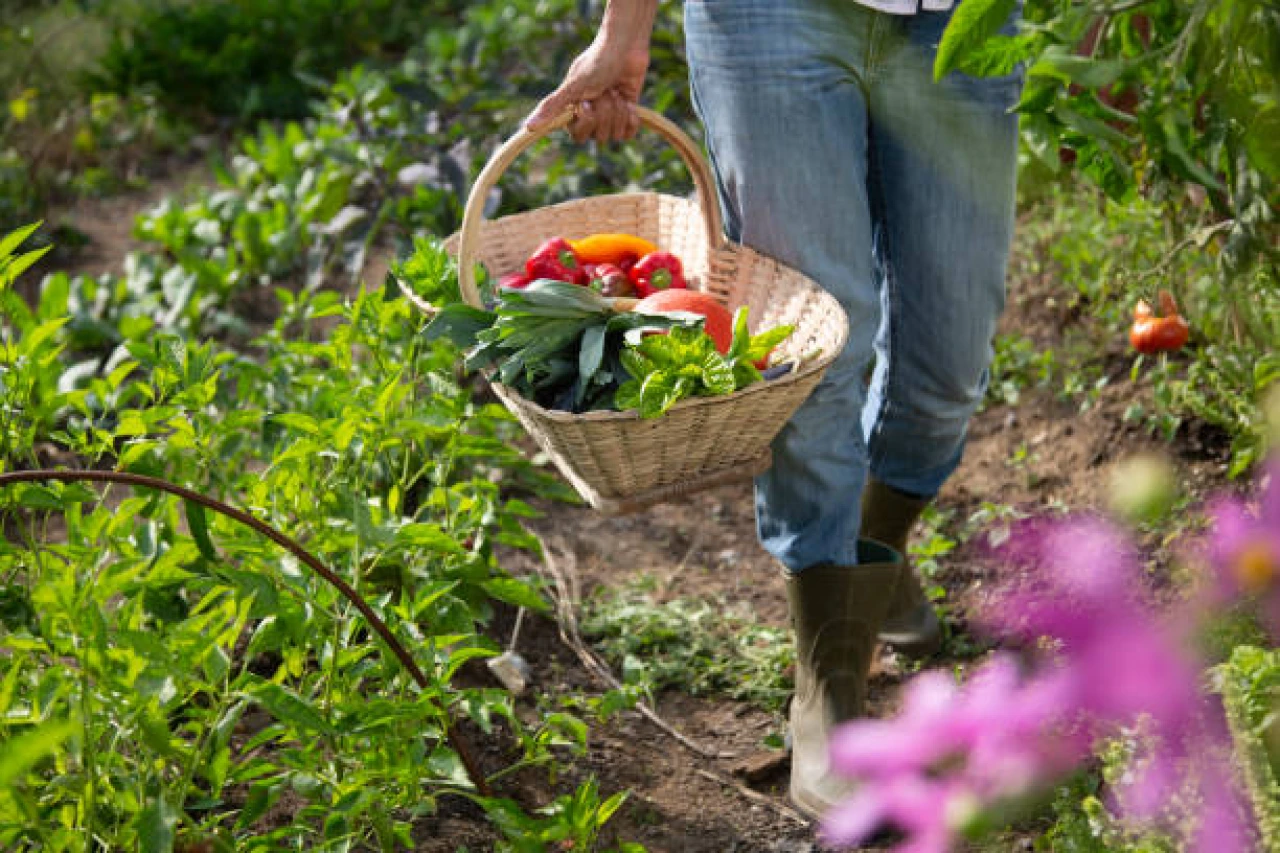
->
xmin=787 ymin=540 xmax=901 ymax=820
xmin=860 ymin=479 xmax=943 ymax=658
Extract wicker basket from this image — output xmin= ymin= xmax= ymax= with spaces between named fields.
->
xmin=423 ymin=107 xmax=848 ymax=514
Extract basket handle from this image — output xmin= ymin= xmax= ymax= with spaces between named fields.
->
xmin=455 ymin=106 xmax=725 ymax=308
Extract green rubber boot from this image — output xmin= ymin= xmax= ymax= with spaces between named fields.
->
xmin=786 ymin=541 xmax=901 ymax=820
xmin=860 ymin=479 xmax=943 ymax=658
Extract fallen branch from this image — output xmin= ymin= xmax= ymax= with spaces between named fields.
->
xmin=693 ymin=768 xmax=809 ymax=827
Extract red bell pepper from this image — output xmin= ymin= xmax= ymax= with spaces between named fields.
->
xmin=498 ymin=272 xmax=532 ymax=290
xmin=586 ymin=263 xmax=635 ymax=297
xmin=629 ymin=251 xmax=686 ymax=297
xmin=526 ymin=237 xmax=586 ymax=284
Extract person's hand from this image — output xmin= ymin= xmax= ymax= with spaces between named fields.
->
xmin=526 ymin=38 xmax=649 ymax=143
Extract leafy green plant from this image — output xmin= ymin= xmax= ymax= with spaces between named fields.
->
xmin=1217 ymin=644 xmax=1280 ymax=849
xmin=426 ymin=278 xmax=701 ymax=413
xmin=985 ymin=333 xmax=1057 ymax=408
xmin=941 ymin=0 xmax=1278 ymax=479
xmin=486 ymin=777 xmax=644 ymax=853
xmin=91 ymin=0 xmax=441 ymax=121
xmin=616 ymin=309 xmax=791 ymax=419
xmin=0 ymin=224 xmax=640 ymax=847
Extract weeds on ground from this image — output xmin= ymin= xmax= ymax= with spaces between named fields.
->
xmin=581 ymin=580 xmax=793 ymax=714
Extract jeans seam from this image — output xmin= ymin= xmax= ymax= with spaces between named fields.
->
xmin=864 ymin=132 xmax=897 ymax=481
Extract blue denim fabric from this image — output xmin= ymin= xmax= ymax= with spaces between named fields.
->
xmin=686 ymin=0 xmax=1022 ymax=571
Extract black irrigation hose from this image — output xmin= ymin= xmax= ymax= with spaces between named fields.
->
xmin=0 ymin=468 xmax=491 ymax=797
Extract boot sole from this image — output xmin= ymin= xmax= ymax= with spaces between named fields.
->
xmin=878 ymin=606 xmax=943 ymax=658
xmin=878 ymin=627 xmax=943 ymax=658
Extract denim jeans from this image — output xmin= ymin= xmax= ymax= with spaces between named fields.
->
xmin=685 ymin=0 xmax=1022 ymax=571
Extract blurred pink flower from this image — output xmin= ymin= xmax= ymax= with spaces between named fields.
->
xmin=824 ymin=508 xmax=1261 ymax=852
xmin=1190 ymin=764 xmax=1256 ymax=853
xmin=825 ymin=655 xmax=1084 ymax=849
xmin=1203 ymin=461 xmax=1280 ymax=638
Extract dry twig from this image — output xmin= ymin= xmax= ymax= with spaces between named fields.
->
xmin=530 ymin=532 xmax=736 ymax=760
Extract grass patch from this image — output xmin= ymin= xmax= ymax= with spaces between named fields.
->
xmin=581 ymin=580 xmax=793 ymax=713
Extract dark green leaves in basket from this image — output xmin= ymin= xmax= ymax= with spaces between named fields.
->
xmin=616 ymin=308 xmax=794 ymax=419
xmin=422 ymin=279 xmax=695 ymax=413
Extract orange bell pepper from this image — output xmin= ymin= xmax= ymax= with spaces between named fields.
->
xmin=568 ymin=233 xmax=659 ymax=267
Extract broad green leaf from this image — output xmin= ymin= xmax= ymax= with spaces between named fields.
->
xmin=934 ymin=0 xmax=1018 ymax=81
xmin=480 ymin=577 xmax=550 ymax=613
xmin=1020 ymin=114 xmax=1063 ymax=173
xmin=244 ymin=679 xmax=335 ymax=736
xmin=1158 ymin=116 xmax=1226 ymax=191
xmin=639 ymin=373 xmax=691 ymax=419
xmin=19 ymin=317 xmax=68 ymax=355
xmin=185 ymin=499 xmax=218 ymax=561
xmin=1027 ymin=49 xmax=1127 ymax=89
xmin=733 ymin=361 xmax=762 ymax=389
xmin=701 ymin=352 xmax=736 ymax=396
xmin=272 ymin=412 xmax=320 ymax=435
xmin=727 ymin=307 xmax=751 ymax=359
xmin=0 ymin=718 xmax=77 ymax=787
xmin=747 ymin=325 xmax=793 ymax=361
xmin=951 ymin=33 xmax=1033 ymax=78
xmin=597 ymin=790 xmax=629 ymax=826
xmin=393 ymin=522 xmax=464 ymax=554
xmin=578 ymin=324 xmax=606 ymax=383
xmin=137 ymin=795 xmax=178 ymax=853
xmin=614 ymin=380 xmax=641 ymax=411
xmin=619 ymin=348 xmax=653 ymax=381
xmin=1054 ymin=104 xmax=1130 ymax=149
xmin=423 ymin=302 xmax=496 ymax=347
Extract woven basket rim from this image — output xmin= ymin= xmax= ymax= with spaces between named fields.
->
xmin=445 ymin=190 xmax=711 ymax=255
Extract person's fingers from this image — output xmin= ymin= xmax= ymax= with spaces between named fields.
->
xmin=526 ymin=84 xmax=577 ymax=131
xmin=569 ymin=100 xmax=598 ymax=144
xmin=591 ymin=94 xmax=622 ymax=144
xmin=602 ymin=91 xmax=631 ymax=143
xmin=622 ymin=103 xmax=640 ymax=140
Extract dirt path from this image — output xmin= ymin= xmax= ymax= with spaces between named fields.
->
xmin=45 ymin=160 xmax=212 ymax=281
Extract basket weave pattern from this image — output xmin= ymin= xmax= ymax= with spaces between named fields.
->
xmin=437 ymin=110 xmax=848 ymax=514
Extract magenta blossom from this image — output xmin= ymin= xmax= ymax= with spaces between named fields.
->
xmin=982 ymin=517 xmax=1206 ymax=737
xmin=825 ymin=510 xmax=1259 ymax=852
xmin=824 ymin=654 xmax=1085 ymax=850
xmin=1202 ymin=460 xmax=1280 ymax=638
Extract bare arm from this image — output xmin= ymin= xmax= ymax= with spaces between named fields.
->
xmin=525 ymin=0 xmax=659 ymax=143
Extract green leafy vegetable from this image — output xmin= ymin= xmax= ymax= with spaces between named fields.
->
xmin=422 ymin=278 xmax=695 ymax=412
xmin=616 ymin=307 xmax=793 ymax=418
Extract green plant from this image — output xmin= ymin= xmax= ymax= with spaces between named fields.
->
xmin=0 ymin=225 xmax=636 ymax=847
xmin=1217 ymin=644 xmax=1280 ymax=849
xmin=486 ymin=777 xmax=645 ymax=853
xmin=943 ymin=1 xmax=1279 ymax=479
xmin=581 ymin=582 xmax=793 ymax=713
xmin=91 ymin=0 xmax=441 ymax=121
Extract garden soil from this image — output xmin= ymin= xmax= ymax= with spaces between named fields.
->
xmin=41 ymin=194 xmax=1239 ymax=852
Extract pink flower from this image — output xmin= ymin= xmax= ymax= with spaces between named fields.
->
xmin=825 ymin=655 xmax=1085 ymax=849
xmin=1202 ymin=461 xmax=1280 ymax=638
xmin=1190 ymin=764 xmax=1255 ymax=853
xmin=821 ymin=775 xmax=965 ymax=853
